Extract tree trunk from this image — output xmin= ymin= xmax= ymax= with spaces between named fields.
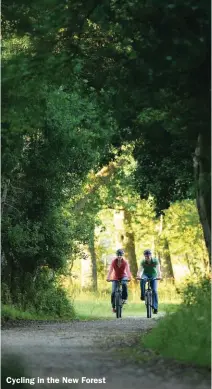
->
xmin=156 ymin=215 xmax=175 ymax=280
xmin=1 ymin=179 xmax=10 ymax=218
xmin=194 ymin=133 xmax=211 ymax=262
xmin=201 ymin=241 xmax=210 ymax=274
xmin=123 ymin=209 xmax=138 ymax=277
xmin=162 ymin=238 xmax=175 ymax=279
xmin=88 ymin=227 xmax=98 ymax=292
xmin=1 ymin=250 xmax=6 ymax=265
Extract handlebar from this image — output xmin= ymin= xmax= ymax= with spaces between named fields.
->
xmin=136 ymin=277 xmax=162 ymax=281
xmin=107 ymin=279 xmax=131 ymax=282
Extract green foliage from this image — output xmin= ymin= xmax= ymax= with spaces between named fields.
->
xmin=82 ymin=0 xmax=210 ymax=229
xmin=133 ymin=133 xmax=194 ymax=214
xmin=2 ymin=0 xmax=210 ymax=310
xmin=162 ymin=200 xmax=209 ymax=272
xmin=1 ymin=283 xmax=12 ymax=306
xmin=2 ymin=305 xmax=47 ymax=321
xmin=2 ymin=0 xmax=117 ymax=302
xmin=143 ymin=276 xmax=211 ymax=367
xmin=2 ymin=271 xmax=75 ymax=318
xmin=33 ymin=284 xmax=75 ymax=318
xmin=181 ymin=276 xmax=211 ymax=307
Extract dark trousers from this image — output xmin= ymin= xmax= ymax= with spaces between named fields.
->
xmin=111 ymin=277 xmax=128 ymax=308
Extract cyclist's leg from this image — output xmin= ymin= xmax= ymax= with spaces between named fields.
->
xmin=111 ymin=280 xmax=117 ymax=308
xmin=121 ymin=277 xmax=128 ymax=300
xmin=150 ymin=278 xmax=158 ymax=310
xmin=140 ymin=275 xmax=148 ymax=300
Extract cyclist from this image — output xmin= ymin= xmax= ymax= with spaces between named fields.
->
xmin=136 ymin=249 xmax=162 ymax=314
xmin=106 ymin=249 xmax=131 ymax=313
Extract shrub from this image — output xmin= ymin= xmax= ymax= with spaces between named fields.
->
xmin=143 ymin=276 xmax=211 ymax=367
xmin=181 ymin=276 xmax=211 ymax=306
xmin=1 ymin=270 xmax=75 ymax=319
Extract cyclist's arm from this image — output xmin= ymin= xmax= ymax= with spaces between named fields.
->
xmin=125 ymin=262 xmax=131 ymax=279
xmin=156 ymin=263 xmax=162 ymax=278
xmin=137 ymin=265 xmax=144 ymax=278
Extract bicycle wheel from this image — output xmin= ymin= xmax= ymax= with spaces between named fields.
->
xmin=115 ymin=293 xmax=122 ymax=318
xmin=146 ymin=291 xmax=152 ymax=318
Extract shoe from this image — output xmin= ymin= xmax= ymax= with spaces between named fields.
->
xmin=153 ymin=309 xmax=158 ymax=314
xmin=112 ymin=308 xmax=116 ymax=313
xmin=140 ymin=296 xmax=145 ymax=301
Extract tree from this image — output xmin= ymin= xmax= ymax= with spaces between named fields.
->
xmin=2 ymin=3 xmax=117 ymax=301
xmin=123 ymin=209 xmax=138 ymax=277
xmin=2 ymin=0 xmax=210 ymax=306
xmin=73 ymin=0 xmax=211 ymax=258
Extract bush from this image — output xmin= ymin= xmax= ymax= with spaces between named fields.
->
xmin=143 ymin=276 xmax=211 ymax=367
xmin=1 ymin=270 xmax=76 ymax=319
xmin=181 ymin=276 xmax=211 ymax=306
xmin=33 ymin=283 xmax=75 ymax=318
xmin=1 ymin=283 xmax=12 ymax=305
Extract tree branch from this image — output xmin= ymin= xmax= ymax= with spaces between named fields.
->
xmin=72 ymin=157 xmax=126 ymax=213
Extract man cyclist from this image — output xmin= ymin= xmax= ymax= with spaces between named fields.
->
xmin=136 ymin=249 xmax=162 ymax=314
xmin=106 ymin=249 xmax=131 ymax=313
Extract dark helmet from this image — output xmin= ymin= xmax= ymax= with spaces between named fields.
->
xmin=116 ymin=249 xmax=124 ymax=256
xmin=144 ymin=249 xmax=151 ymax=256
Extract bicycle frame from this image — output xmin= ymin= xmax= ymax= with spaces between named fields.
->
xmin=137 ymin=277 xmax=160 ymax=318
xmin=115 ymin=280 xmax=123 ymax=318
xmin=109 ymin=279 xmax=129 ymax=319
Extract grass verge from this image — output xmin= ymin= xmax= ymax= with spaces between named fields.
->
xmin=2 ymin=298 xmax=178 ymax=323
xmin=141 ymin=287 xmax=211 ymax=368
xmin=1 ymin=304 xmax=76 ymax=323
xmin=74 ymin=298 xmax=179 ymax=319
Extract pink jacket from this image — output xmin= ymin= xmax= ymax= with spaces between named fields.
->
xmin=107 ymin=258 xmax=131 ymax=280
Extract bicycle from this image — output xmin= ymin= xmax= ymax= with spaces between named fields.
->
xmin=109 ymin=279 xmax=129 ymax=319
xmin=137 ymin=277 xmax=160 ymax=318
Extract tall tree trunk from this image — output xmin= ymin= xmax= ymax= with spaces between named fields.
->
xmin=88 ymin=227 xmax=98 ymax=292
xmin=194 ymin=133 xmax=211 ymax=262
xmin=156 ymin=215 xmax=175 ymax=280
xmin=162 ymin=238 xmax=175 ymax=279
xmin=1 ymin=250 xmax=6 ymax=265
xmin=1 ymin=179 xmax=10 ymax=217
xmin=123 ymin=209 xmax=138 ymax=277
xmin=201 ymin=241 xmax=210 ymax=274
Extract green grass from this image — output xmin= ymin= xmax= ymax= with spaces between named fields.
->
xmin=142 ymin=297 xmax=211 ymax=367
xmin=2 ymin=305 xmax=47 ymax=321
xmin=2 ymin=278 xmax=180 ymax=322
xmin=2 ymin=296 xmax=178 ymax=323
xmin=1 ymin=304 xmax=76 ymax=322
xmin=73 ymin=294 xmax=179 ymax=319
xmin=69 ymin=278 xmax=180 ymax=320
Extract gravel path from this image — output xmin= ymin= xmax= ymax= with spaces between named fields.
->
xmin=2 ymin=317 xmax=211 ymax=389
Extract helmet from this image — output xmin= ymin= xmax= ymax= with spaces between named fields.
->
xmin=144 ymin=249 xmax=151 ymax=256
xmin=116 ymin=249 xmax=124 ymax=256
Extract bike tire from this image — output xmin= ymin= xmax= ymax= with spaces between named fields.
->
xmin=146 ymin=292 xmax=152 ymax=318
xmin=115 ymin=294 xmax=122 ymax=318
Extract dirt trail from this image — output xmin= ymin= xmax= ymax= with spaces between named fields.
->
xmin=2 ymin=317 xmax=210 ymax=389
